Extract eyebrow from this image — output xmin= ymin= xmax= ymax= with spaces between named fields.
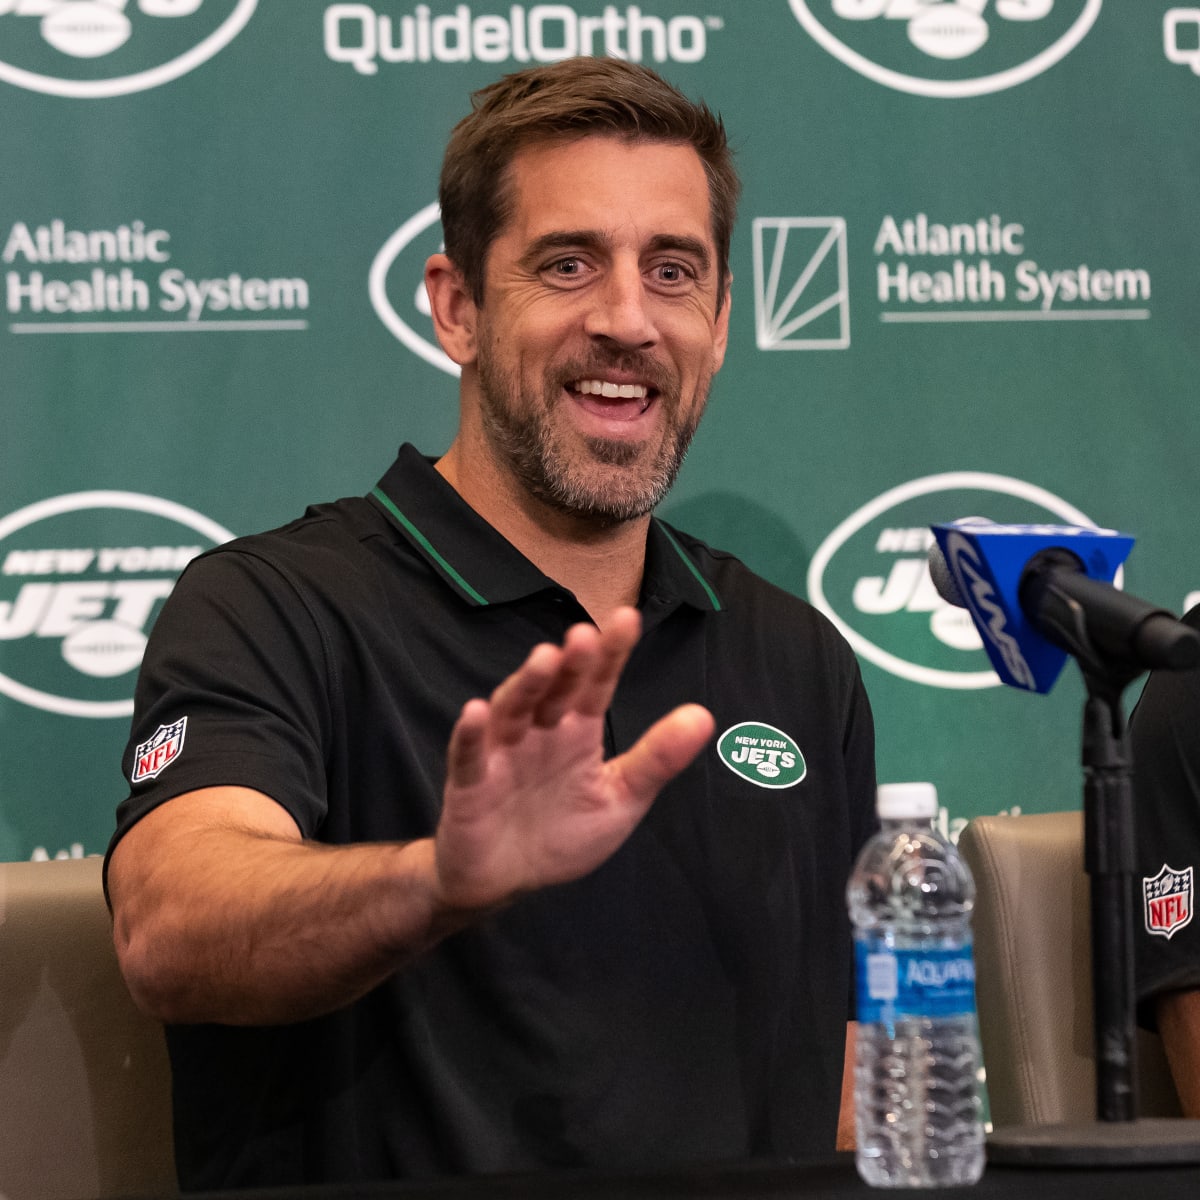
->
xmin=521 ymin=230 xmax=713 ymax=275
xmin=647 ymin=234 xmax=712 ymax=274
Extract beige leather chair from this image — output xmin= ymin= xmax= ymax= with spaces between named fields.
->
xmin=0 ymin=857 xmax=177 ymax=1200
xmin=959 ymin=811 xmax=1181 ymax=1128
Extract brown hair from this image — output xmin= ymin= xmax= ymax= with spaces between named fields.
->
xmin=438 ymin=57 xmax=739 ymax=311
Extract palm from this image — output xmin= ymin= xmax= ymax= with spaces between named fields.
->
xmin=434 ymin=609 xmax=713 ymax=911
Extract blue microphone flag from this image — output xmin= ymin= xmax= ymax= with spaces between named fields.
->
xmin=929 ymin=523 xmax=1135 ymax=694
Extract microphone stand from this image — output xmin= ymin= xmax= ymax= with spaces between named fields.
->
xmin=986 ymin=600 xmax=1200 ymax=1165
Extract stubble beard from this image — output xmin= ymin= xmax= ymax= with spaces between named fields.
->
xmin=475 ymin=346 xmax=709 ymax=526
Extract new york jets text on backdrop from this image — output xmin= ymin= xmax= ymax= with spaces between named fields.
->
xmin=0 ymin=491 xmax=234 ymax=718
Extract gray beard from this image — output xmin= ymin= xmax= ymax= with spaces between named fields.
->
xmin=475 ymin=350 xmax=707 ymax=525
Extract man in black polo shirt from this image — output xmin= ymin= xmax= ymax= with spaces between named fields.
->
xmin=106 ymin=58 xmax=877 ymax=1190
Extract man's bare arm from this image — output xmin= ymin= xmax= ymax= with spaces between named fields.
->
xmin=107 ymin=789 xmax=455 ymax=1025
xmin=1156 ymin=989 xmax=1200 ymax=1117
xmin=836 ymin=1022 xmax=857 ymax=1150
xmin=108 ymin=608 xmax=714 ymax=1026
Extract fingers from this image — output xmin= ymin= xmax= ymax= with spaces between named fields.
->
xmin=446 ymin=608 xmax=646 ymax=786
xmin=615 ymin=703 xmax=716 ymax=805
xmin=444 ymin=698 xmax=491 ymax=788
xmin=572 ymin=607 xmax=641 ymax=719
xmin=487 ymin=608 xmax=643 ymax=739
xmin=486 ymin=642 xmax=562 ymax=747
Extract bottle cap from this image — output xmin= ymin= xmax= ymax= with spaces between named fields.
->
xmin=877 ymin=781 xmax=938 ymax=820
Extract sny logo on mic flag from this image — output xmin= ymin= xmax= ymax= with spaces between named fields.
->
xmin=929 ymin=523 xmax=1134 ymax=693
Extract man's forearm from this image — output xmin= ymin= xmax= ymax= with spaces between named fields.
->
xmin=109 ymin=792 xmax=476 ymax=1026
xmin=1157 ymin=989 xmax=1200 ymax=1118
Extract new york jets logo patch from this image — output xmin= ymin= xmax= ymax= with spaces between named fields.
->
xmin=717 ymin=722 xmax=807 ymax=790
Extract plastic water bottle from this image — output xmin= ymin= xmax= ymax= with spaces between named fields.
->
xmin=847 ymin=782 xmax=985 ymax=1188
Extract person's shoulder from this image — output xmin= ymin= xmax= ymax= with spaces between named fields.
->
xmin=198 ymin=497 xmax=383 ymax=573
xmin=173 ymin=497 xmax=394 ymax=609
xmin=659 ymin=520 xmax=848 ymax=645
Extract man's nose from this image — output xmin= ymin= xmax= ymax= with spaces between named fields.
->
xmin=582 ymin=262 xmax=658 ymax=349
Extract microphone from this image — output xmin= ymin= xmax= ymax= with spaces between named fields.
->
xmin=928 ymin=520 xmax=1200 ymax=693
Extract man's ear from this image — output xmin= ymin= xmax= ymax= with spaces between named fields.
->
xmin=712 ymin=277 xmax=732 ymax=373
xmin=424 ymin=253 xmax=478 ymax=366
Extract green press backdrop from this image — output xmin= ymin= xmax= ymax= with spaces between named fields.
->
xmin=1 ymin=0 xmax=1197 ymax=861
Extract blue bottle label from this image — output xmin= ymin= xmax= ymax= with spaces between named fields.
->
xmin=854 ymin=941 xmax=977 ymax=1022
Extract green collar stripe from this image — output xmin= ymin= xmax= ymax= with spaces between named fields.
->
xmin=370 ymin=486 xmax=489 ymax=605
xmin=657 ymin=523 xmax=722 ymax=611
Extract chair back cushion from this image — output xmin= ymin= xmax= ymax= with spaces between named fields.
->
xmin=960 ymin=812 xmax=1179 ymax=1126
xmin=0 ymin=857 xmax=176 ymax=1200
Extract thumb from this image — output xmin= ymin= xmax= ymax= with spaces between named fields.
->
xmin=613 ymin=704 xmax=716 ymax=805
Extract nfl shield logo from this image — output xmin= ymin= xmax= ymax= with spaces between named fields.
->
xmin=131 ymin=717 xmax=188 ymax=784
xmin=1143 ymin=864 xmax=1194 ymax=940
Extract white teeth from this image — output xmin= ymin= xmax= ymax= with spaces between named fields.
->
xmin=573 ymin=379 xmax=648 ymax=400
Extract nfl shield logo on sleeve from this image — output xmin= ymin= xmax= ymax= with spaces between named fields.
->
xmin=1143 ymin=864 xmax=1194 ymax=940
xmin=131 ymin=717 xmax=188 ymax=784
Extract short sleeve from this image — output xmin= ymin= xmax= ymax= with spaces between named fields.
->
xmin=107 ymin=547 xmax=334 ymax=866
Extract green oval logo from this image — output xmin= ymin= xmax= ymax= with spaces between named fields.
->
xmin=717 ymin=722 xmax=807 ymax=790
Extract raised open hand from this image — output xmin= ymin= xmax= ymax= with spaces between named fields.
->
xmin=433 ymin=606 xmax=715 ymax=913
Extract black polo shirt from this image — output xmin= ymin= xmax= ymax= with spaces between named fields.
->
xmin=1132 ymin=604 xmax=1200 ymax=1028
xmin=109 ymin=444 xmax=877 ymax=1191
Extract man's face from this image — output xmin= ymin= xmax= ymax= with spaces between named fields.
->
xmin=468 ymin=135 xmax=730 ymax=524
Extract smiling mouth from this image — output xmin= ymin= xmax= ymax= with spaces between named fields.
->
xmin=568 ymin=378 xmax=654 ymax=415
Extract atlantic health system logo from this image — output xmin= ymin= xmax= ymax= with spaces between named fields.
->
xmin=0 ymin=0 xmax=257 ymax=98
xmin=753 ymin=217 xmax=849 ymax=350
xmin=754 ymin=207 xmax=1152 ymax=340
xmin=788 ymin=0 xmax=1102 ymax=98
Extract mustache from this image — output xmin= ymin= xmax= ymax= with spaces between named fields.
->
xmin=553 ymin=352 xmax=676 ymax=397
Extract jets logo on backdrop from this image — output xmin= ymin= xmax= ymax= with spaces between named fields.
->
xmin=131 ymin=715 xmax=187 ymax=782
xmin=0 ymin=491 xmax=233 ymax=717
xmin=788 ymin=0 xmax=1101 ymax=98
xmin=369 ymin=203 xmax=459 ymax=378
xmin=0 ymin=0 xmax=257 ymax=99
xmin=807 ymin=472 xmax=1102 ymax=688
xmin=1143 ymin=864 xmax=1193 ymax=940
xmin=717 ymin=722 xmax=807 ymax=789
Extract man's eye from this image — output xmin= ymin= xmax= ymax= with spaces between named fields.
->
xmin=551 ymin=258 xmax=582 ymax=276
xmin=654 ymin=262 xmax=694 ymax=284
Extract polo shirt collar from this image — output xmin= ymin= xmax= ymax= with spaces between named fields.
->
xmin=643 ymin=519 xmax=722 ymax=613
xmin=369 ymin=444 xmax=720 ymax=614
